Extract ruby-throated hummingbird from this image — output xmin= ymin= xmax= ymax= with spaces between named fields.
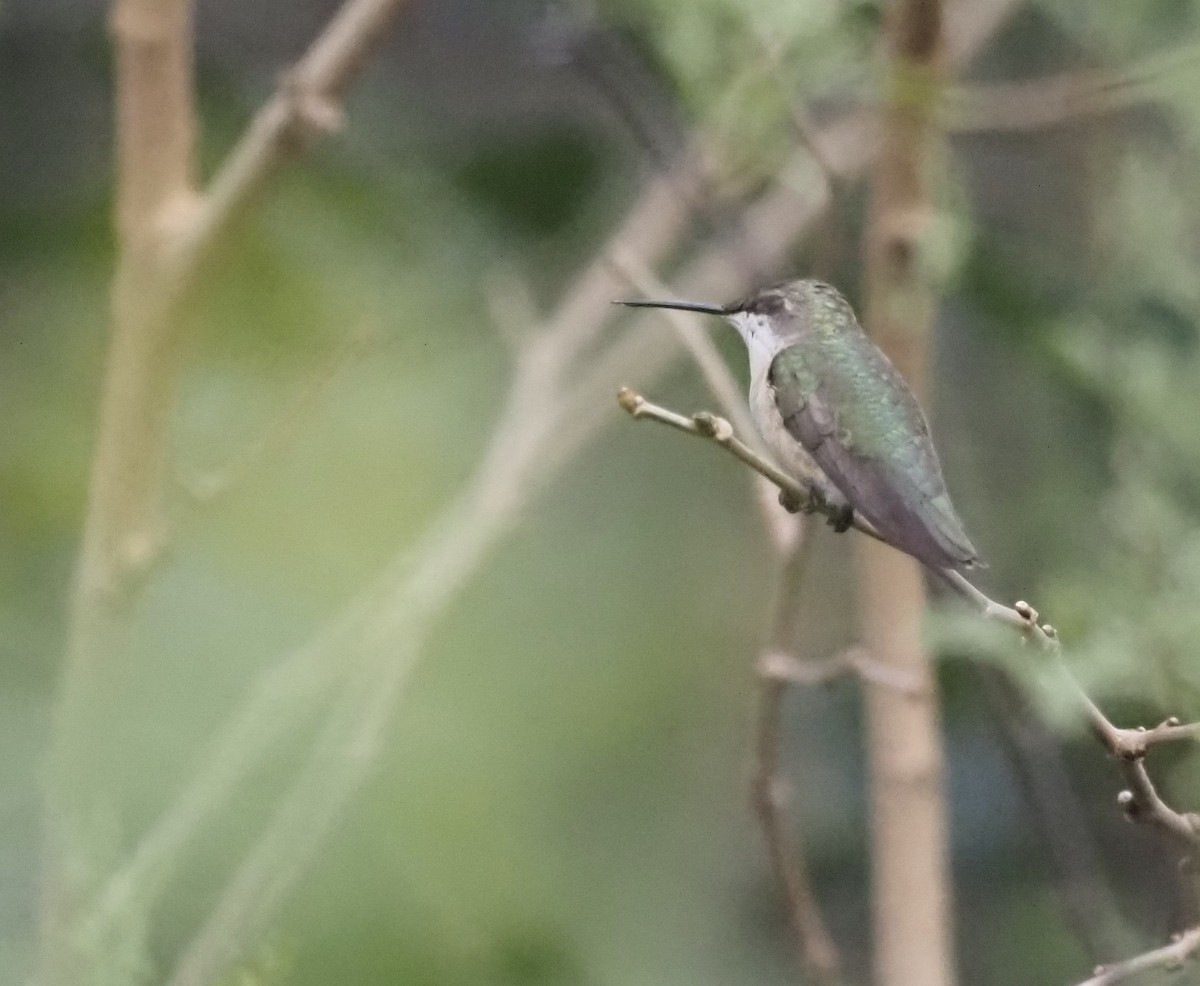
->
xmin=619 ymin=279 xmax=980 ymax=572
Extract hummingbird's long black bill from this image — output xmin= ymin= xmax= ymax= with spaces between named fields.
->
xmin=614 ymin=299 xmax=728 ymax=316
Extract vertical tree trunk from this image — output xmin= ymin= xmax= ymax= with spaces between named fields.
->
xmin=40 ymin=1 xmax=198 ymax=982
xmin=858 ymin=2 xmax=954 ymax=986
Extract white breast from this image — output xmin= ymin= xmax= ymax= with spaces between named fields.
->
xmin=747 ymin=359 xmax=827 ymax=490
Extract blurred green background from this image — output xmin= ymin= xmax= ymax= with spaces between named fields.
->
xmin=6 ymin=0 xmax=1200 ymax=984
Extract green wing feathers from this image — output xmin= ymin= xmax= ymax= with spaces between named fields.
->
xmin=768 ymin=340 xmax=980 ymax=571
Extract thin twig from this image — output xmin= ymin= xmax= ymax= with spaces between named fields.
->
xmin=753 ymin=653 xmax=845 ymax=986
xmin=945 ymin=41 xmax=1200 ymax=133
xmin=173 ymin=0 xmax=413 ymax=272
xmin=1074 ymin=925 xmax=1200 ymax=986
xmin=616 ymin=389 xmax=889 ymax=544
xmin=972 ymin=662 xmax=1134 ymax=965
xmin=1116 ymin=762 xmax=1200 ymax=850
xmin=183 ymin=324 xmax=378 ymax=504
xmin=750 ymin=518 xmax=845 ymax=985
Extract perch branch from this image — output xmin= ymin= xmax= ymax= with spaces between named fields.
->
xmin=616 ymin=389 xmax=888 ymax=544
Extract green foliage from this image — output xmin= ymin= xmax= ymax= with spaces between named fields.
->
xmin=454 ymin=130 xmax=605 ymax=236
xmin=605 ymin=0 xmax=874 ymax=184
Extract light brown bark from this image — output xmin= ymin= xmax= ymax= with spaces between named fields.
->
xmin=40 ymin=3 xmax=199 ymax=983
xmin=858 ymin=2 xmax=955 ymax=986
xmin=41 ymin=1 xmax=413 ymax=982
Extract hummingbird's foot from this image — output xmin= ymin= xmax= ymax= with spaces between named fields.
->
xmin=777 ymin=488 xmax=805 ymax=514
xmin=777 ymin=483 xmax=853 ymax=533
xmin=803 ymin=481 xmax=853 ymax=532
xmin=827 ymin=503 xmax=853 ymax=533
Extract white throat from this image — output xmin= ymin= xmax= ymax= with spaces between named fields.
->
xmin=726 ymin=311 xmax=783 ymax=381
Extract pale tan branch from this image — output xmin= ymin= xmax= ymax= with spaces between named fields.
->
xmin=42 ymin=2 xmax=202 ymax=981
xmin=617 ymin=389 xmax=888 ymax=543
xmin=153 ymin=140 xmax=734 ymax=984
xmin=861 ymin=0 xmax=954 ymax=975
xmin=110 ymin=0 xmax=198 ymax=244
xmin=1116 ymin=763 xmax=1200 ymax=849
xmin=58 ymin=4 xmax=428 ymax=976
xmin=772 ymin=646 xmax=927 ymax=695
xmin=1075 ymin=926 xmax=1200 ymax=986
xmin=752 ymin=652 xmax=844 ymax=986
xmin=483 ymin=264 xmax=542 ymax=352
xmin=76 ymin=0 xmax=198 ymax=611
xmin=175 ymin=0 xmax=412 ymax=271
xmin=82 ymin=127 xmax=791 ymax=963
xmin=184 ymin=325 xmax=377 ymax=504
xmin=946 ymin=41 xmax=1200 ymax=133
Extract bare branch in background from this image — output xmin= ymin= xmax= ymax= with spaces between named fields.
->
xmin=945 ymin=40 xmax=1200 ymax=132
xmin=175 ymin=0 xmax=415 ymax=271
xmin=46 ymin=0 xmax=413 ymax=982
xmin=972 ymin=663 xmax=1135 ymax=965
xmin=183 ymin=324 xmax=379 ymax=504
xmin=483 ymin=264 xmax=543 ymax=352
xmin=858 ymin=0 xmax=956 ymax=980
xmin=42 ymin=0 xmax=201 ymax=979
xmin=85 ymin=147 xmax=714 ymax=973
xmin=752 ymin=650 xmax=845 ymax=986
xmin=1074 ymin=926 xmax=1200 ymax=986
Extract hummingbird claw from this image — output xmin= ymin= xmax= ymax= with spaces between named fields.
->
xmin=777 ymin=488 xmax=805 ymax=514
xmin=827 ymin=504 xmax=853 ymax=533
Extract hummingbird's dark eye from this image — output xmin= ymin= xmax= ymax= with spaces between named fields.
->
xmin=749 ymin=293 xmax=785 ymax=316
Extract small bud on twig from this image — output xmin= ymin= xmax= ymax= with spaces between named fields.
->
xmin=1013 ymin=600 xmax=1038 ymax=624
xmin=617 ymin=387 xmax=642 ymax=414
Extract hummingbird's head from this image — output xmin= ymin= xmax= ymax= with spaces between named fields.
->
xmin=615 ymin=279 xmax=840 ymax=366
xmin=721 ymin=284 xmax=797 ymax=352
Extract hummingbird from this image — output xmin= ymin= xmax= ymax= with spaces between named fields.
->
xmin=619 ymin=279 xmax=980 ymax=572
